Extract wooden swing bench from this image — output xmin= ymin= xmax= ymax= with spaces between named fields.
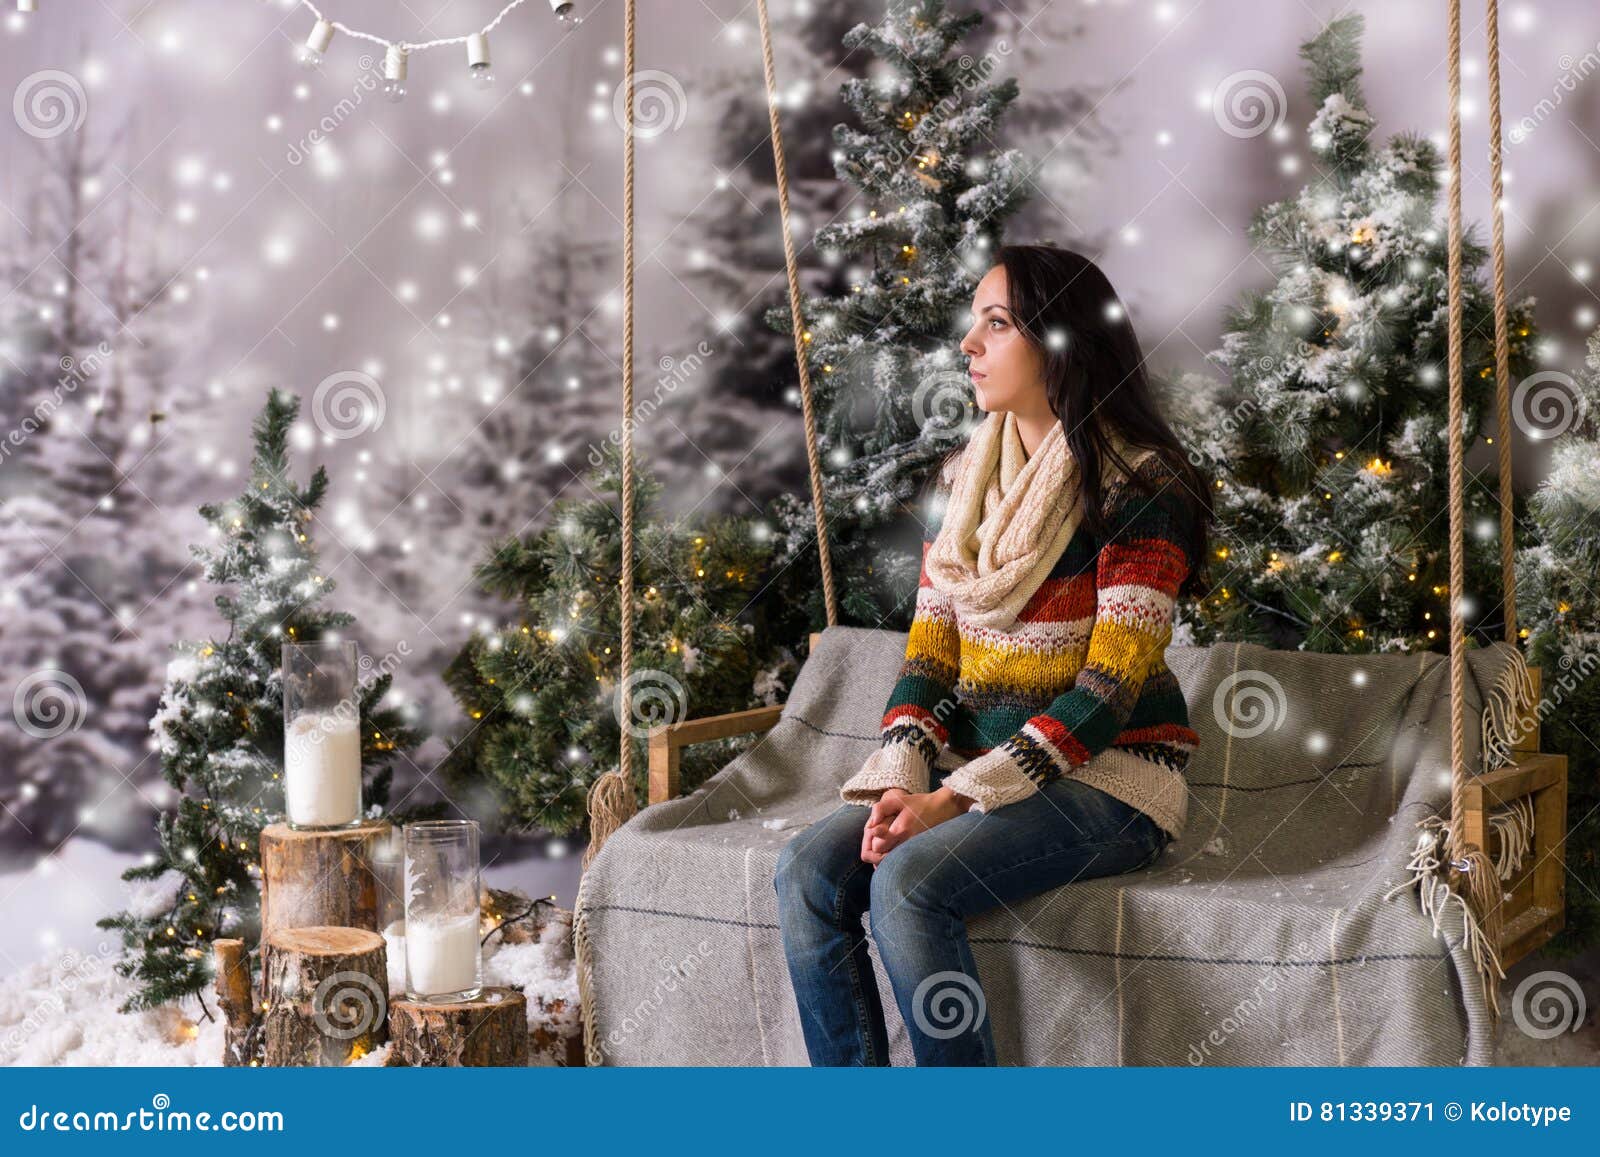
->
xmin=646 ymin=637 xmax=1567 ymax=974
xmin=575 ymin=0 xmax=1569 ymax=1066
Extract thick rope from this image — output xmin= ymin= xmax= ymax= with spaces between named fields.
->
xmin=1484 ymin=0 xmax=1518 ymax=643
xmin=756 ymin=0 xmax=839 ymax=630
xmin=583 ymin=0 xmax=642 ymax=866
xmin=1446 ymin=0 xmax=1468 ymax=885
xmin=1441 ymin=0 xmax=1504 ymax=1027
xmin=573 ymin=0 xmax=642 ymax=1066
xmin=585 ymin=0 xmax=640 ymax=857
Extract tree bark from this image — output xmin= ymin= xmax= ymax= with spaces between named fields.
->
xmin=386 ymin=987 xmax=529 ymax=1067
xmin=259 ymin=820 xmax=392 ymax=951
xmin=212 ymin=938 xmax=262 ymax=1067
xmin=262 ymin=926 xmax=388 ymax=1067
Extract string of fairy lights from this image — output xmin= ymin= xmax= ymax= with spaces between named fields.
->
xmin=11 ymin=0 xmax=585 ymax=101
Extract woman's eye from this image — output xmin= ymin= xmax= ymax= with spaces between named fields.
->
xmin=988 ymin=319 xmax=1006 ymax=330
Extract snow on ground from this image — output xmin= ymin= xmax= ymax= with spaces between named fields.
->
xmin=0 ymin=838 xmax=585 ymax=1067
xmin=0 ymin=947 xmax=224 ymax=1066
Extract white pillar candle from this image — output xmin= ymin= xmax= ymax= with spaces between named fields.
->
xmin=405 ymin=913 xmax=481 ymax=998
xmin=284 ymin=710 xmax=361 ymax=827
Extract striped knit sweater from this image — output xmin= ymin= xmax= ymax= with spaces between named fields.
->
xmin=839 ymin=447 xmax=1201 ymax=841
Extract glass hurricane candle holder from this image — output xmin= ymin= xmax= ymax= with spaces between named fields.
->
xmin=403 ymin=820 xmax=483 ymax=1003
xmin=371 ymin=825 xmax=407 ymax=997
xmin=281 ymin=640 xmax=363 ymax=830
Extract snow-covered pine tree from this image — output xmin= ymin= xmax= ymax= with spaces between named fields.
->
xmin=0 ymin=130 xmax=201 ymax=857
xmin=672 ymin=1 xmax=1103 ymax=525
xmin=97 ymin=390 xmax=423 ymax=1012
xmin=762 ymin=0 xmax=1034 ymax=628
xmin=1514 ymin=328 xmax=1600 ymax=952
xmin=1178 ymin=13 xmax=1540 ymax=653
xmin=440 ymin=441 xmax=796 ymax=835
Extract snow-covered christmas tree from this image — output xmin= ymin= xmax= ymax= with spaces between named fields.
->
xmin=1515 ymin=328 xmax=1600 ymax=952
xmin=1177 ymin=13 xmax=1541 ymax=653
xmin=762 ymin=0 xmax=1035 ymax=628
xmin=673 ymin=0 xmax=1105 ymax=524
xmin=440 ymin=442 xmax=797 ymax=834
xmin=0 ymin=130 xmax=204 ymax=856
xmin=437 ymin=0 xmax=1042 ymax=833
xmin=97 ymin=390 xmax=423 ymax=1011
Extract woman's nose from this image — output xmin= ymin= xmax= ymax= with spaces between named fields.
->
xmin=959 ymin=328 xmax=980 ymax=358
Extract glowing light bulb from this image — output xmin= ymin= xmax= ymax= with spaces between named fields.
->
xmin=383 ymin=43 xmax=408 ymax=102
xmin=466 ymin=32 xmax=493 ymax=87
xmin=550 ymin=0 xmax=583 ymax=25
xmin=299 ymin=19 xmax=333 ymax=68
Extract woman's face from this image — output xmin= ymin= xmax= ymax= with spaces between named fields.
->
xmin=959 ymin=264 xmax=1046 ymax=415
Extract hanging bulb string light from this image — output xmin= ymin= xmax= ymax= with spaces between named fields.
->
xmin=295 ymin=0 xmax=577 ymax=56
xmin=289 ymin=0 xmax=578 ymax=99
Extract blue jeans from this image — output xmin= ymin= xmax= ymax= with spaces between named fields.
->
xmin=773 ymin=776 xmax=1168 ymax=1066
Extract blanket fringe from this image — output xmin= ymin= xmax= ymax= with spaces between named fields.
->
xmin=1382 ymin=816 xmax=1506 ymax=1027
xmin=1488 ymin=796 xmax=1536 ymax=881
xmin=573 ymin=771 xmax=636 ymax=1069
xmin=573 ymin=870 xmax=607 ymax=1067
xmin=1480 ymin=643 xmax=1536 ymax=771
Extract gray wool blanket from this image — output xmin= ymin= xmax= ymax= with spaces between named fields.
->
xmin=575 ymin=626 xmax=1520 ymax=1066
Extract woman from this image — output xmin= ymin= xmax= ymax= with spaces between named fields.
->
xmin=773 ymin=244 xmax=1213 ymax=1067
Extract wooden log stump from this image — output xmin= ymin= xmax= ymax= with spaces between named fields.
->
xmin=386 ymin=987 xmax=529 ymax=1067
xmin=262 ymin=926 xmax=388 ymax=1067
xmin=213 ymin=938 xmax=263 ymax=1067
xmin=260 ymin=820 xmax=392 ymax=949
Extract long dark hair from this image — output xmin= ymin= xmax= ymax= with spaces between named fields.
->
xmin=990 ymin=244 xmax=1213 ymax=597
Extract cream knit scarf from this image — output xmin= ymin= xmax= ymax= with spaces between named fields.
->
xmin=925 ymin=410 xmax=1155 ymax=630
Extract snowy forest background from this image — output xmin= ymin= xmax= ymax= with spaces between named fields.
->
xmin=3 ymin=0 xmax=1600 ymax=978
